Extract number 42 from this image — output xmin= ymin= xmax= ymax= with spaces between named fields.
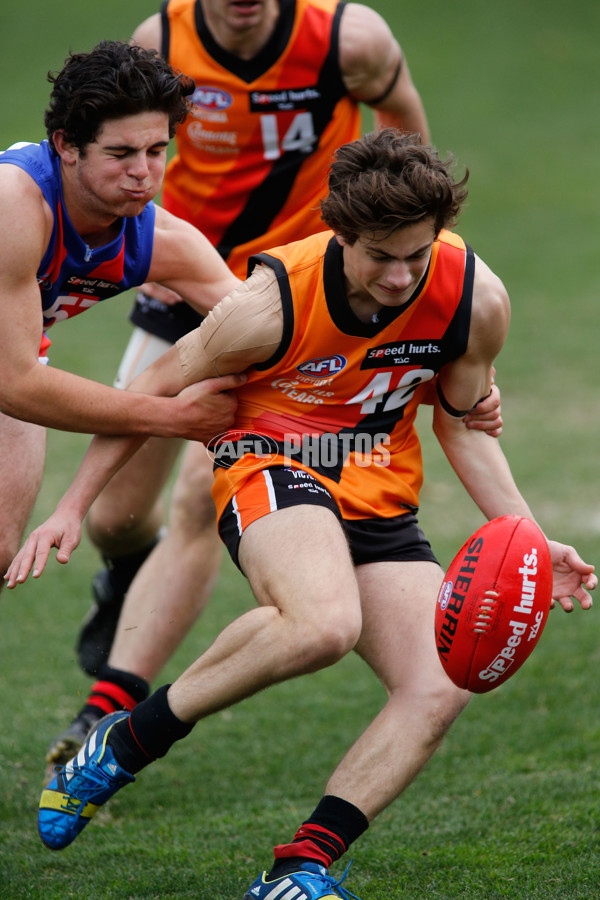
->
xmin=347 ymin=369 xmax=435 ymax=415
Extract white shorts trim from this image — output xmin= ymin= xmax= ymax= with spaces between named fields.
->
xmin=113 ymin=327 xmax=172 ymax=389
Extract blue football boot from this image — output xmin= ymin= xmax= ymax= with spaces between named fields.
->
xmin=38 ymin=711 xmax=134 ymax=850
xmin=243 ymin=861 xmax=361 ymax=899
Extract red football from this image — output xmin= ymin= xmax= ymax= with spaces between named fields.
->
xmin=435 ymin=516 xmax=553 ymax=693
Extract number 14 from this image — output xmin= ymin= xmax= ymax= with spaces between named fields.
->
xmin=260 ymin=112 xmax=317 ymax=160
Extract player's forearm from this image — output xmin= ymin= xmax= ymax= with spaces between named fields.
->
xmin=0 ymin=366 xmax=188 ymax=438
xmin=433 ymin=407 xmax=535 ymax=522
xmin=57 ymin=433 xmax=148 ymax=522
xmin=374 ymin=91 xmax=431 ymax=144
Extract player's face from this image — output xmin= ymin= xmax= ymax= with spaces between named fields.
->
xmin=338 ymin=219 xmax=436 ymax=318
xmin=69 ymin=112 xmax=170 ymax=222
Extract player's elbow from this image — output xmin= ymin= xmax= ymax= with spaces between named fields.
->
xmin=0 ymin=381 xmax=32 ymax=421
xmin=431 ymin=403 xmax=464 ymax=448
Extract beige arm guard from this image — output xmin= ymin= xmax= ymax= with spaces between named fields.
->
xmin=176 ymin=265 xmax=284 ymax=385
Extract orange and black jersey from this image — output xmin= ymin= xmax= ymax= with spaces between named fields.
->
xmin=211 ymin=229 xmax=475 ymax=522
xmin=159 ymin=0 xmax=361 ymax=277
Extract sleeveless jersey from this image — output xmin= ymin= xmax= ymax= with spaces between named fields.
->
xmin=211 ymin=229 xmax=474 ymax=522
xmin=0 ymin=141 xmax=156 ymax=329
xmin=160 ymin=0 xmax=361 ymax=277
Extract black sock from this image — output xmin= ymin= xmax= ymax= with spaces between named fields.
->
xmin=102 ymin=533 xmax=162 ymax=596
xmin=108 ymin=684 xmax=194 ymax=774
xmin=269 ymin=795 xmax=369 ymax=878
xmin=79 ymin=664 xmax=150 ymax=721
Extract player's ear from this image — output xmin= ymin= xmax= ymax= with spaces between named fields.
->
xmin=52 ymin=131 xmax=79 ymax=163
xmin=333 ymin=232 xmax=347 ymax=247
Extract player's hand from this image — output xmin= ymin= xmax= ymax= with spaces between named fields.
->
xmin=4 ymin=508 xmax=83 ymax=588
xmin=547 ymin=540 xmax=596 ymax=612
xmin=173 ymin=373 xmax=246 ymax=443
xmin=463 ymin=383 xmax=502 ymax=437
xmin=137 ymin=281 xmax=183 ymax=306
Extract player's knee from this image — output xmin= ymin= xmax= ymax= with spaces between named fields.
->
xmin=298 ymin=606 xmax=362 ymax=670
xmin=0 ymin=546 xmax=17 ymax=586
xmin=169 ymin=463 xmax=217 ymax=534
xmin=87 ymin=496 xmax=164 ymax=553
xmin=0 ymin=522 xmax=29 ymax=581
xmin=435 ymin=680 xmax=470 ymax=735
xmin=407 ymin=676 xmax=470 ymax=743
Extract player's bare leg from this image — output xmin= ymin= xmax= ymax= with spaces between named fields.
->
xmin=46 ymin=328 xmax=183 ymax=770
xmin=43 ymin=434 xmax=183 ymax=775
xmin=324 ymin=559 xmax=471 ymax=819
xmin=87 ymin=435 xmax=182 ymax=557
xmin=45 ymin=442 xmax=221 ymax=773
xmin=106 ymin=441 xmax=222 ymax=682
xmin=75 ymin=435 xmax=182 ymax=672
xmin=0 ymin=414 xmax=46 ymax=594
xmin=36 ymin=514 xmax=465 ymax=864
xmin=87 ymin=327 xmax=183 ymax=557
xmin=167 ymin=504 xmax=362 ymax=720
xmin=45 ymin=498 xmax=354 ymax=776
xmin=77 ymin=329 xmax=184 ymax=675
xmin=37 ymin=504 xmax=365 ymax=849
xmin=234 ymin=560 xmax=471 ymax=893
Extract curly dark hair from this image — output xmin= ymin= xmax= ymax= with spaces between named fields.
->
xmin=44 ymin=40 xmax=195 ymax=152
xmin=320 ymin=128 xmax=469 ymax=243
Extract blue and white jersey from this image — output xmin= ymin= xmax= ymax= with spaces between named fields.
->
xmin=0 ymin=140 xmax=156 ymax=327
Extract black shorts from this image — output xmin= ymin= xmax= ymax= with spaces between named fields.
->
xmin=129 ymin=292 xmax=205 ymax=344
xmin=217 ymin=465 xmax=438 ymax=571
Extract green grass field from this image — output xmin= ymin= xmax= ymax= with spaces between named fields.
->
xmin=1 ymin=1 xmax=599 ymax=897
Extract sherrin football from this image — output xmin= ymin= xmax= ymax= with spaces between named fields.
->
xmin=435 ymin=515 xmax=553 ymax=693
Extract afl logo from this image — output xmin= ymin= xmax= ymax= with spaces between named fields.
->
xmin=191 ymin=86 xmax=233 ymax=111
xmin=439 ymin=581 xmax=453 ymax=611
xmin=296 ymin=356 xmax=347 ymax=378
